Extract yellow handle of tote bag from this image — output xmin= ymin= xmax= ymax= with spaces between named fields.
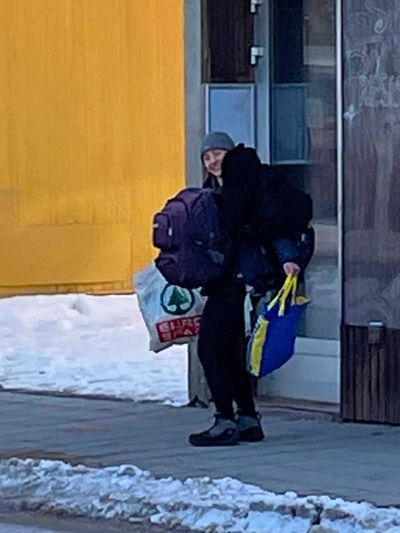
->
xmin=268 ymin=275 xmax=298 ymax=317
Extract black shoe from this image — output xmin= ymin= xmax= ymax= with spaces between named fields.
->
xmin=189 ymin=417 xmax=240 ymax=447
xmin=237 ymin=412 xmax=265 ymax=442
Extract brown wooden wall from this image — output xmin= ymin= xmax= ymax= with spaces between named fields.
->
xmin=342 ymin=0 xmax=400 ymax=423
xmin=341 ymin=326 xmax=400 ymax=423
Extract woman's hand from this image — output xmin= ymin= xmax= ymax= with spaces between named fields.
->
xmin=283 ymin=262 xmax=301 ymax=277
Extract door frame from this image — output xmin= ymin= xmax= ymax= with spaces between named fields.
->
xmin=184 ymin=0 xmax=344 ymax=407
xmin=336 ymin=0 xmax=344 ymax=345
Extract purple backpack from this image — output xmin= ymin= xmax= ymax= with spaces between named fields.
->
xmin=153 ymin=188 xmax=226 ymax=289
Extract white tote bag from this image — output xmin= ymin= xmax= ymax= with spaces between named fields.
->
xmin=134 ymin=263 xmax=206 ymax=353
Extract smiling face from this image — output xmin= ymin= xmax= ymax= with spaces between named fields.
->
xmin=202 ymin=149 xmax=228 ymax=178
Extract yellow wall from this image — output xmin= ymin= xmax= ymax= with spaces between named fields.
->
xmin=0 ymin=0 xmax=185 ymax=295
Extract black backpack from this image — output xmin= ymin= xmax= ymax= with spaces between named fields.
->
xmin=220 ymin=146 xmax=314 ymax=294
xmin=258 ymin=165 xmax=312 ymax=233
xmin=221 ymin=145 xmax=314 ymax=271
xmin=256 ymin=164 xmax=314 ymax=270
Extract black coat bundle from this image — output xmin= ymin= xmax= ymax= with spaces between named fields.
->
xmin=219 ymin=144 xmax=314 ymax=293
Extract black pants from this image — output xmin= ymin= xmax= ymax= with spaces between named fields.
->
xmin=197 ymin=282 xmax=256 ymax=419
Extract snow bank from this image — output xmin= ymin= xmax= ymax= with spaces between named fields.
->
xmin=1 ymin=459 xmax=400 ymax=533
xmin=0 ymin=294 xmax=187 ymax=405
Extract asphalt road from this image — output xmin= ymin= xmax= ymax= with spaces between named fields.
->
xmin=0 ymin=514 xmax=190 ymax=533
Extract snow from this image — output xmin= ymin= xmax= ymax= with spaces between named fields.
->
xmin=1 ymin=459 xmax=400 ymax=533
xmin=0 ymin=294 xmax=188 ymax=406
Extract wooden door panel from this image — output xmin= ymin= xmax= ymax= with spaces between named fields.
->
xmin=341 ymin=325 xmax=400 ymax=424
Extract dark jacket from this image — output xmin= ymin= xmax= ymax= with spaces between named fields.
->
xmin=203 ymin=174 xmax=222 ymax=192
xmin=202 ymin=159 xmax=304 ymax=294
xmin=202 ymin=173 xmax=243 ymax=293
xmin=220 ymin=145 xmax=303 ymax=257
xmin=215 ymin=145 xmax=308 ymax=294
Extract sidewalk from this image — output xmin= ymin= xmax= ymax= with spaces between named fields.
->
xmin=1 ymin=391 xmax=399 ymax=507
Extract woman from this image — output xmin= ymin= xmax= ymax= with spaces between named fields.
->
xmin=189 ymin=132 xmax=300 ymax=447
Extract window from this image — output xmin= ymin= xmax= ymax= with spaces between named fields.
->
xmin=271 ymin=0 xmax=339 ymax=339
xmin=202 ymin=0 xmax=254 ymax=83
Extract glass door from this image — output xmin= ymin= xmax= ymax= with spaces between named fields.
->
xmin=255 ymin=0 xmax=339 ymax=341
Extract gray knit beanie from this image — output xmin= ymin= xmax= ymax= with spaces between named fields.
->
xmin=200 ymin=132 xmax=235 ymax=158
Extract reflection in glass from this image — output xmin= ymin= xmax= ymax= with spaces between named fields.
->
xmin=272 ymin=0 xmax=339 ymax=339
xmin=343 ymin=0 xmax=400 ymax=330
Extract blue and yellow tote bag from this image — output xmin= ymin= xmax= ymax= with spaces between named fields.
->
xmin=247 ymin=275 xmax=309 ymax=378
